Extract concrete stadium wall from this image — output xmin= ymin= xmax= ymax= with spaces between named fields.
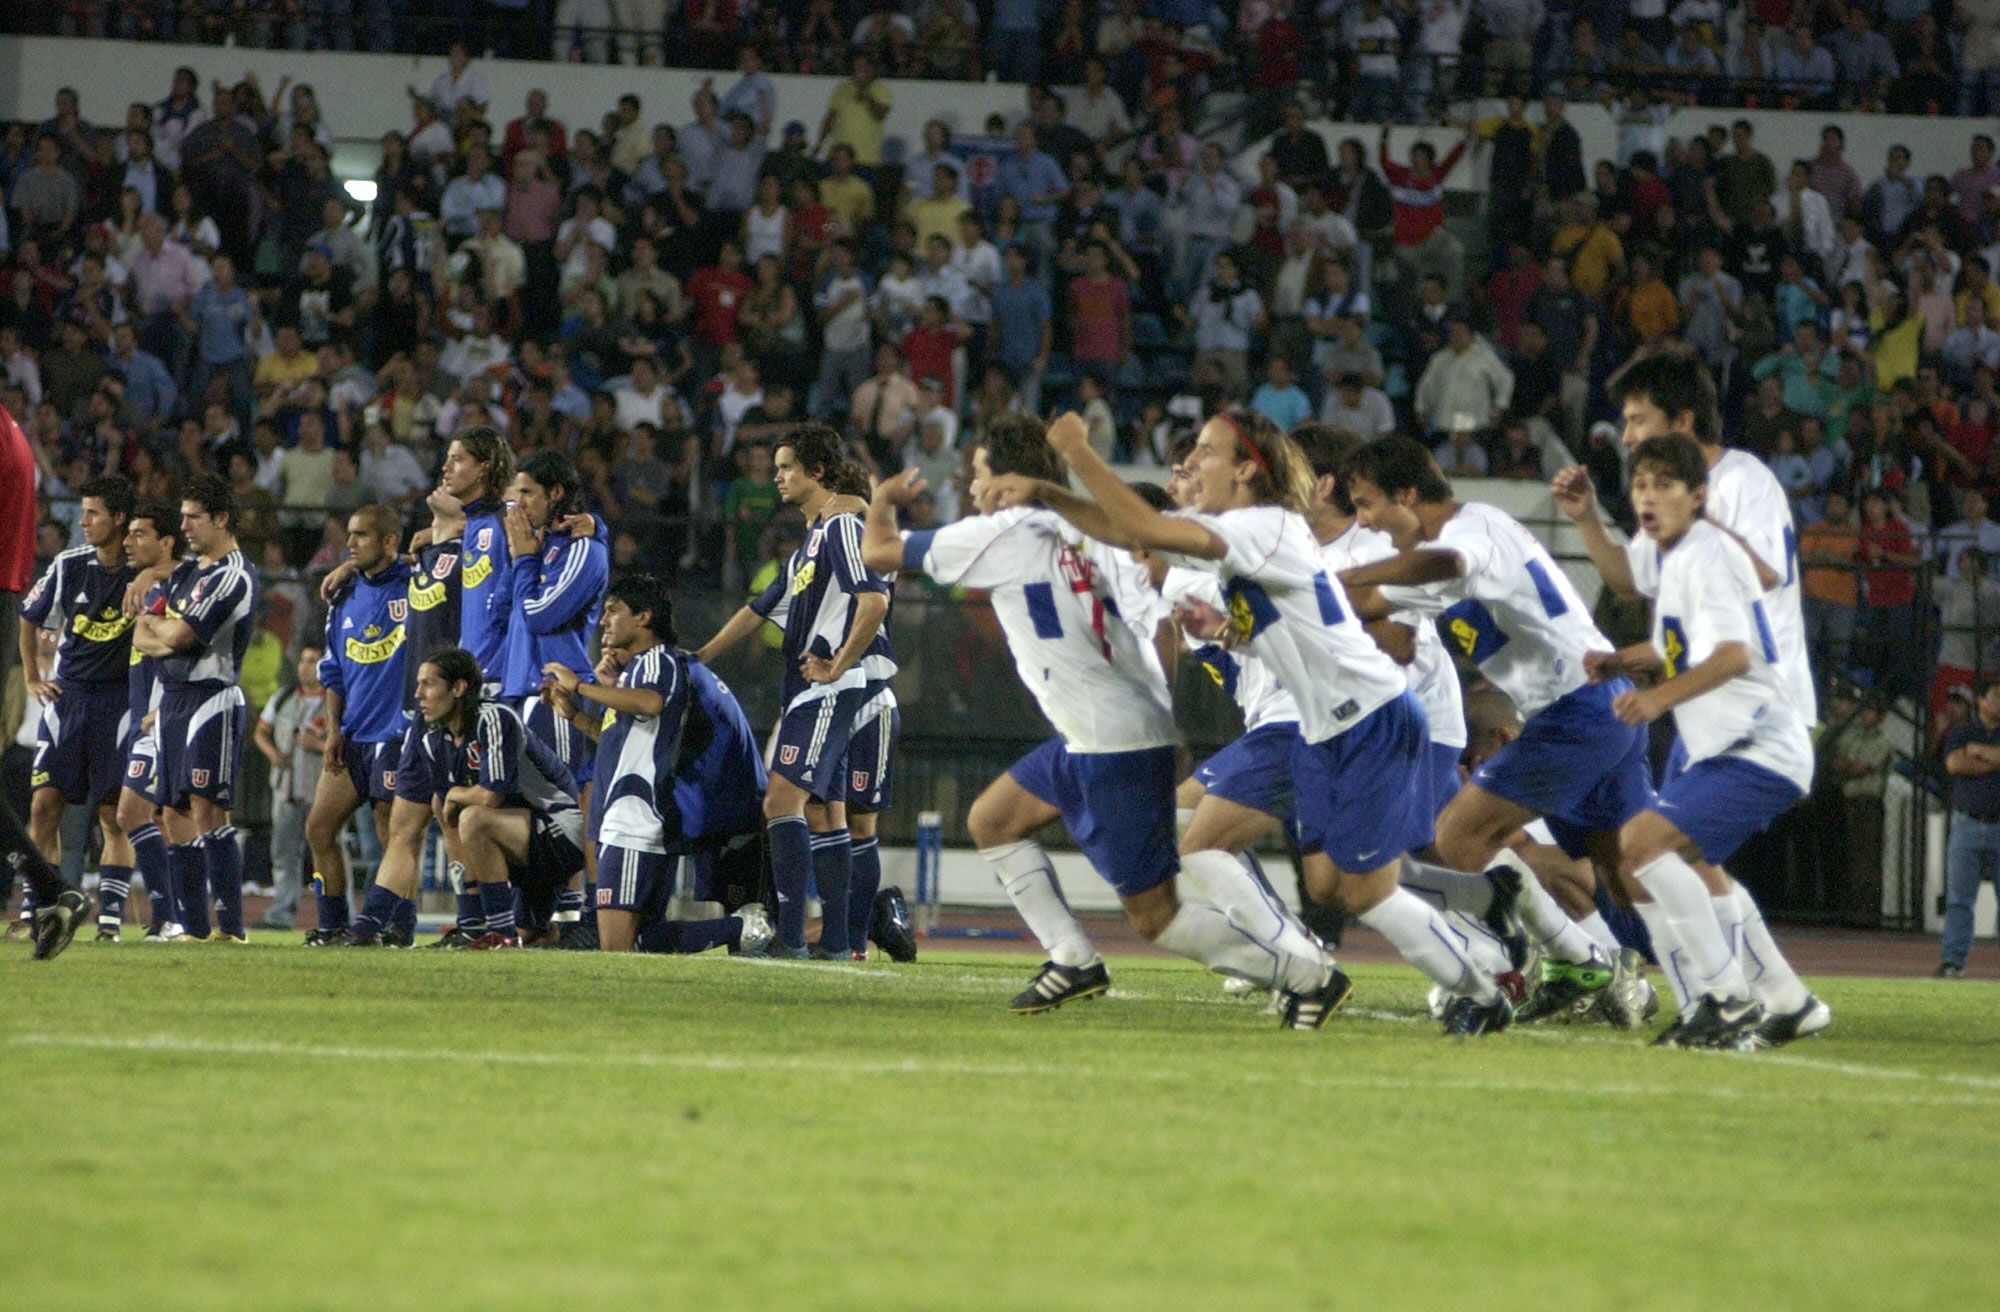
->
xmin=3 ymin=35 xmax=1990 ymax=196
xmin=0 ymin=35 xmax=1043 ymax=182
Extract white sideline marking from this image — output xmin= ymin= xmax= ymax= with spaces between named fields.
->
xmin=13 ymin=1033 xmax=1999 ymax=1108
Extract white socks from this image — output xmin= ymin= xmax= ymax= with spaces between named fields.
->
xmin=1716 ymin=882 xmax=1811 ymax=1014
xmin=1359 ymin=888 xmax=1499 ymax=1003
xmin=1575 ymin=911 xmax=1623 ymax=958
xmin=1490 ymin=848 xmax=1604 ymax=965
xmin=1179 ymin=849 xmax=1330 ymax=991
xmin=1631 ymin=900 xmax=1695 ymax=1019
xmin=1632 ymin=852 xmax=1749 ymax=1005
xmin=981 ymin=841 xmax=1098 ymax=969
xmin=1400 ymin=857 xmax=1496 ymax=917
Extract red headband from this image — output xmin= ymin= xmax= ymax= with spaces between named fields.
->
xmin=1216 ymin=412 xmax=1270 ymax=476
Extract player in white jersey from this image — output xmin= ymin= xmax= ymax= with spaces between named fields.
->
xmin=1591 ymin=436 xmax=1829 ymax=1048
xmin=1554 ymin=353 xmax=1828 ymax=1043
xmin=1339 ymin=437 xmax=1650 ymax=1028
xmin=1289 ymin=424 xmax=1526 ymax=986
xmin=861 ymin=413 xmax=1344 ymax=1027
xmin=997 ymin=411 xmax=1519 ymax=1034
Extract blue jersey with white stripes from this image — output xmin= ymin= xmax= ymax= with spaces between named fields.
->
xmin=20 ymin=545 xmax=137 ymax=685
xmin=748 ymin=509 xmax=895 ymax=710
xmin=589 ymin=644 xmax=690 ymax=852
xmin=421 ymin=698 xmax=578 ymax=813
xmin=318 ymin=559 xmax=413 ymax=745
xmin=127 ymin=579 xmax=168 ymax=727
xmin=499 ymin=519 xmax=609 ymax=698
xmin=457 ymin=497 xmax=511 ymax=685
xmin=159 ymin=549 xmax=259 ymax=691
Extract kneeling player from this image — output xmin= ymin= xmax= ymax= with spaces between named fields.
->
xmin=543 ymin=574 xmax=773 ymax=955
xmin=413 ymin=647 xmax=585 ymax=950
xmin=1593 ymin=436 xmax=1821 ymax=1049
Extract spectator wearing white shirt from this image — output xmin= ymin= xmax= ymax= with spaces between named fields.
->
xmin=406 ymin=97 xmax=455 ymax=171
xmin=1936 ymin=488 xmax=2000 ymax=577
xmin=1320 ymin=370 xmax=1396 ymax=436
xmin=1172 ymin=144 xmax=1242 ymax=301
xmin=439 ymin=145 xmax=506 ymax=240
xmin=1070 ymin=58 xmax=1133 ymax=145
xmin=614 ymin=357 xmax=675 ymax=433
xmin=1774 ymin=159 xmax=1839 ymax=271
xmin=439 ymin=303 xmax=512 ymax=383
xmin=358 ymin=421 xmax=431 ymax=503
xmin=812 ymin=240 xmax=874 ymax=419
xmin=556 ymin=189 xmax=619 ymax=288
xmin=418 ymin=43 xmax=490 ymax=118
xmin=1414 ymin=317 xmax=1514 ymax=436
xmin=1180 ymin=251 xmax=1265 ymax=396
xmin=1943 ymin=298 xmax=2000 ymax=380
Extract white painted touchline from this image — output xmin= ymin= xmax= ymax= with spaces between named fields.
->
xmin=11 ymin=1033 xmax=2000 ymax=1109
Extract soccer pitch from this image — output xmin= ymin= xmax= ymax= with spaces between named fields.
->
xmin=4 ymin=943 xmax=1994 ymax=1311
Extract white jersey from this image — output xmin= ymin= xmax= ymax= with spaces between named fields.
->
xmin=1099 ymin=544 xmax=1173 ymax=688
xmin=1319 ymin=521 xmax=1466 ymax=749
xmin=1652 ymin=520 xmax=1814 ymax=791
xmin=1160 ymin=566 xmax=1300 ymax=731
xmin=1164 ymin=506 xmax=1406 ymax=744
xmin=1625 ymin=448 xmax=1814 ymax=722
xmin=1383 ymin=502 xmax=1612 ymax=722
xmin=902 ymin=508 xmax=1178 ymax=753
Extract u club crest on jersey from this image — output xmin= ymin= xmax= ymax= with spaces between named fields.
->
xmin=387 ymin=599 xmax=407 ymax=622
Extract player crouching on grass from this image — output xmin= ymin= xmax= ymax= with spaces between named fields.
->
xmin=1591 ymin=436 xmax=1819 ymax=1050
xmin=410 ymin=647 xmax=587 ymax=950
xmin=303 ymin=506 xmax=410 ymax=945
xmin=541 ymin=573 xmax=775 ymax=955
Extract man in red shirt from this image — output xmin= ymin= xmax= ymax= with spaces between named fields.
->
xmin=899 ymin=295 xmax=965 ymax=406
xmin=0 ymin=402 xmax=91 ymax=959
xmin=1858 ymin=487 xmax=1920 ymax=698
xmin=1067 ymin=241 xmax=1131 ymax=385
xmin=1379 ymin=124 xmax=1471 ymax=297
xmin=501 ymin=88 xmax=568 ymax=175
xmin=687 ymin=239 xmax=753 ymax=359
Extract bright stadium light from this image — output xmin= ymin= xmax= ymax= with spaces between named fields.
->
xmin=343 ymin=178 xmax=378 ymax=205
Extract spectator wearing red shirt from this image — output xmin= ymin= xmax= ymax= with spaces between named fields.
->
xmin=1858 ymin=487 xmax=1921 ymax=697
xmin=502 ymin=90 xmax=568 ymax=175
xmin=900 ymin=295 xmax=964 ymax=405
xmin=687 ymin=239 xmax=753 ymax=357
xmin=1378 ymin=125 xmax=1468 ymax=249
xmin=1067 ymin=242 xmax=1132 ymax=387
xmin=1483 ymin=241 xmax=1542 ymax=349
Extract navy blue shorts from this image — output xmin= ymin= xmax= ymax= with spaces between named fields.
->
xmin=342 ymin=739 xmax=399 ymax=805
xmin=843 ymin=695 xmax=899 ymax=815
xmin=1193 ymin=721 xmax=1300 ymax=820
xmin=1653 ymin=755 xmax=1805 ymax=865
xmin=1293 ymin=691 xmax=1435 ymax=872
xmin=393 ymin=722 xmax=432 ymax=804
xmin=1009 ymin=740 xmax=1179 ymax=897
xmin=32 ymin=681 xmax=129 ymax=806
xmin=519 ymin=807 xmax=588 ymax=887
xmin=158 ymin=684 xmax=247 ymax=809
xmin=597 ymin=844 xmax=677 ymax=918
xmin=1427 ymin=740 xmax=1464 ymax=820
xmin=524 ymin=695 xmax=594 ymax=786
xmin=1470 ymin=680 xmax=1656 ymax=858
xmin=771 ymin=688 xmax=865 ymax=803
xmin=122 ymin=729 xmax=166 ymax=806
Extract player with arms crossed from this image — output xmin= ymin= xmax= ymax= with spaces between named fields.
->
xmin=329 ymin=430 xmax=513 ymax=946
xmin=18 ymin=476 xmax=139 ymax=941
xmin=1589 ymin=435 xmax=1817 ymax=1048
xmin=412 ymin=647 xmax=586 ymax=949
xmin=130 ymin=475 xmax=259 ymax=942
xmin=695 ymin=426 xmax=892 ymax=958
xmin=115 ymin=503 xmax=187 ymax=940
xmin=542 ymin=573 xmax=775 ymax=955
xmin=1337 ymin=438 xmax=1647 ymax=1027
xmin=1553 ymin=351 xmax=1828 ymax=1043
xmin=302 ymin=505 xmax=411 ymax=945
xmin=864 ymin=413 xmax=1343 ymax=1027
xmin=1004 ymin=411 xmax=1518 ymax=1033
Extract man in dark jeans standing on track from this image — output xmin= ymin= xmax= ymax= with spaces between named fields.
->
xmin=1 ymin=402 xmax=92 ymax=959
xmin=1939 ymin=679 xmax=2000 ymax=977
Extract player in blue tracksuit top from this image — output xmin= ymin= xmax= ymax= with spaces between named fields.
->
xmin=302 ymin=505 xmax=411 ymax=944
xmin=323 ymin=429 xmax=515 ymax=948
xmin=500 ymin=450 xmax=609 ymax=785
xmin=18 ymin=475 xmax=139 ymax=939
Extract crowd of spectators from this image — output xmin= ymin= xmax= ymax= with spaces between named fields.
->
xmin=22 ymin=3 xmax=2000 ymax=121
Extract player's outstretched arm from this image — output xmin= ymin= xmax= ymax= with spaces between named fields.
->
xmin=861 ymin=471 xmax=917 ymax=574
xmin=693 ymin=606 xmax=767 ymax=665
xmin=1338 ymin=548 xmax=1464 ymax=591
xmin=1032 ymin=412 xmax=1222 ymax=559
xmin=1551 ymin=465 xmax=1640 ymax=600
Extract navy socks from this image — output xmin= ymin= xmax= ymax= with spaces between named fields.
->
xmin=847 ymin=835 xmax=881 ymax=952
xmin=811 ymin=828 xmax=853 ymax=954
xmin=767 ymin=816 xmax=811 ymax=948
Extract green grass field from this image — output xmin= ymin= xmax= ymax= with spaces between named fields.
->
xmin=4 ymin=940 xmax=1996 ymax=1311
